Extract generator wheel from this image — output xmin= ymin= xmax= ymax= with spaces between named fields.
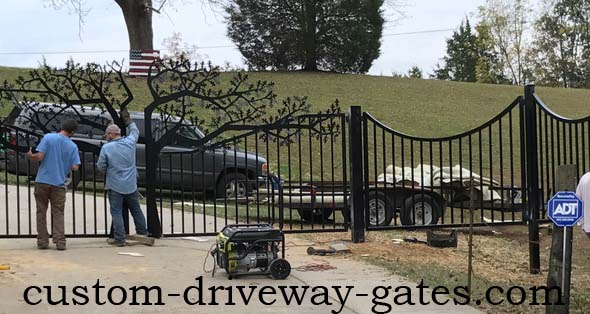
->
xmin=269 ymin=258 xmax=291 ymax=280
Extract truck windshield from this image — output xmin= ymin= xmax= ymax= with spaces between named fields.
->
xmin=177 ymin=124 xmax=204 ymax=140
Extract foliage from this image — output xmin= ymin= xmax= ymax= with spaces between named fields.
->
xmin=432 ymin=19 xmax=479 ymax=82
xmin=477 ymin=0 xmax=532 ymax=85
xmin=474 ymin=22 xmax=510 ymax=84
xmin=531 ymin=0 xmax=590 ymax=88
xmin=407 ymin=66 xmax=423 ymax=79
xmin=225 ymin=0 xmax=385 ymax=74
xmin=161 ymin=32 xmax=209 ymax=64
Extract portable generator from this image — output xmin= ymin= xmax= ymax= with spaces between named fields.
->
xmin=211 ymin=224 xmax=291 ymax=279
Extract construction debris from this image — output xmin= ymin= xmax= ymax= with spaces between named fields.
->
xmin=117 ymin=252 xmax=144 ymax=257
xmin=127 ymin=234 xmax=155 ymax=246
xmin=307 ymin=247 xmax=336 ymax=256
xmin=329 ymin=242 xmax=351 ymax=253
xmin=181 ymin=237 xmax=210 ymax=242
xmin=294 ymin=262 xmax=337 ymax=272
xmin=426 ymin=230 xmax=458 ymax=248
xmin=403 ymin=237 xmax=427 ymax=245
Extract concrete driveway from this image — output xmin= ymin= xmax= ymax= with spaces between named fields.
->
xmin=0 ymin=236 xmax=483 ymax=314
xmin=1 ymin=183 xmax=482 ymax=313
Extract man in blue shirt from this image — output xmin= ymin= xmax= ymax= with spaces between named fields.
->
xmin=26 ymin=119 xmax=81 ymax=251
xmin=97 ymin=109 xmax=147 ymax=246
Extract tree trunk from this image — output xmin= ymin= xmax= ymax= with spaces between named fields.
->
xmin=114 ymin=0 xmax=154 ymax=50
xmin=302 ymin=0 xmax=318 ymax=71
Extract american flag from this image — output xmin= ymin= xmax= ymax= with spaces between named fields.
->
xmin=128 ymin=49 xmax=160 ymax=76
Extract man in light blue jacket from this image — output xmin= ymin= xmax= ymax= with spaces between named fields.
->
xmin=97 ymin=110 xmax=147 ymax=246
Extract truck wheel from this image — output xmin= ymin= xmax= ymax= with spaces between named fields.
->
xmin=217 ymin=172 xmax=248 ymax=199
xmin=367 ymin=191 xmax=393 ymax=226
xmin=401 ymin=194 xmax=441 ymax=226
xmin=269 ymin=258 xmax=291 ymax=280
xmin=297 ymin=208 xmax=334 ymax=222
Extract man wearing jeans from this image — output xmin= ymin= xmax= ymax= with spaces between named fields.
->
xmin=97 ymin=109 xmax=147 ymax=246
xmin=26 ymin=119 xmax=81 ymax=250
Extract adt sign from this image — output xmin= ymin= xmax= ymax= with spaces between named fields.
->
xmin=548 ymin=191 xmax=584 ymax=227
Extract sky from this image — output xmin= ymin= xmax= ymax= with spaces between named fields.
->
xmin=0 ymin=0 xmax=487 ymax=76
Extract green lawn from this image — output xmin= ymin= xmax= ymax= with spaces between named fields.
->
xmin=1 ymin=65 xmax=589 ymax=189
xmin=2 ymin=66 xmax=589 ymax=134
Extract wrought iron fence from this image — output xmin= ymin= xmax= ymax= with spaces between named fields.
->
xmin=361 ymin=97 xmax=527 ymax=230
xmin=154 ymin=113 xmax=349 ymax=236
xmin=0 ymin=85 xmax=588 ymax=244
xmin=0 ymin=112 xmax=349 ymax=238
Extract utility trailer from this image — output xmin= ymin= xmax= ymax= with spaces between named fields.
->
xmin=255 ymin=176 xmax=527 ymax=226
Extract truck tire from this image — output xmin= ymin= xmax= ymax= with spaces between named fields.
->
xmin=367 ymin=191 xmax=393 ymax=226
xmin=401 ymin=194 xmax=441 ymax=226
xmin=217 ymin=172 xmax=248 ymax=199
xmin=297 ymin=208 xmax=334 ymax=222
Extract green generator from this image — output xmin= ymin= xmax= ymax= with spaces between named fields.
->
xmin=212 ymin=224 xmax=291 ymax=279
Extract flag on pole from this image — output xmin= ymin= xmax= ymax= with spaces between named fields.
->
xmin=129 ymin=49 xmax=160 ymax=76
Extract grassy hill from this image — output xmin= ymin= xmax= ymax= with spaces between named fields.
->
xmin=1 ymin=66 xmax=589 ymax=138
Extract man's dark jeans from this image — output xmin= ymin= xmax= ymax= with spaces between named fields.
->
xmin=108 ymin=190 xmax=147 ymax=244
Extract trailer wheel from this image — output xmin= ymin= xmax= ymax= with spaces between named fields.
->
xmin=367 ymin=191 xmax=393 ymax=226
xmin=269 ymin=258 xmax=291 ymax=279
xmin=401 ymin=194 xmax=441 ymax=226
xmin=297 ymin=208 xmax=334 ymax=222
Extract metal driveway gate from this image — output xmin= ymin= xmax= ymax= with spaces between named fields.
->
xmin=0 ymin=112 xmax=350 ymax=238
xmin=1 ymin=85 xmax=588 ymax=246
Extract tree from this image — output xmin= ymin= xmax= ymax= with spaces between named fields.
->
xmin=0 ymin=59 xmax=324 ymax=237
xmin=225 ymin=0 xmax=386 ymax=73
xmin=46 ymin=0 xmax=161 ymax=50
xmin=161 ymin=32 xmax=208 ymax=63
xmin=531 ymin=0 xmax=590 ymax=88
xmin=478 ymin=0 xmax=532 ymax=85
xmin=474 ymin=22 xmax=509 ymax=84
xmin=432 ymin=19 xmax=479 ymax=82
xmin=46 ymin=1 xmax=227 ymax=50
xmin=407 ymin=66 xmax=422 ymax=78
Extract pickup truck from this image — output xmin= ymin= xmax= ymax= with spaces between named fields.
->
xmin=1 ymin=104 xmax=268 ymax=198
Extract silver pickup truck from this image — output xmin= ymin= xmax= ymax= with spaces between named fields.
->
xmin=1 ymin=104 xmax=267 ymax=198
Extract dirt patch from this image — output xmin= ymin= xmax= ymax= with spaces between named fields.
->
xmin=0 ymin=249 xmax=153 ymax=284
xmin=298 ymin=225 xmax=590 ymax=313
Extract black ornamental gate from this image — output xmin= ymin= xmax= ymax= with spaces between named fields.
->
xmin=1 ymin=85 xmax=589 ymax=256
xmin=0 ymin=111 xmax=350 ymax=238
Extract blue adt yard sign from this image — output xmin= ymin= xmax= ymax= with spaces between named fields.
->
xmin=548 ymin=191 xmax=584 ymax=227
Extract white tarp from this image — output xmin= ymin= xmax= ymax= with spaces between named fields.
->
xmin=377 ymin=164 xmax=502 ymax=202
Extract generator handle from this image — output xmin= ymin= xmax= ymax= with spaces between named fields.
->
xmin=220 ymin=223 xmax=273 ymax=232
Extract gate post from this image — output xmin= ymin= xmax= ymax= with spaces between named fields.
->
xmin=525 ymin=84 xmax=541 ymax=274
xmin=349 ymin=106 xmax=365 ymax=243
